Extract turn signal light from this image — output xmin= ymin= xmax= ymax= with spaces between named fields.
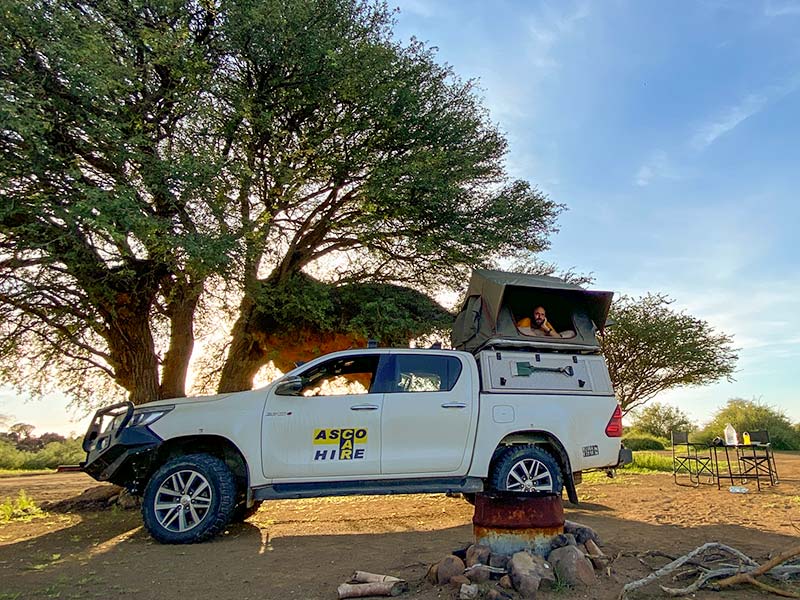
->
xmin=605 ymin=405 xmax=623 ymax=437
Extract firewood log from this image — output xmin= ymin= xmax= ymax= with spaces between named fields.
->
xmin=337 ymin=581 xmax=408 ymax=598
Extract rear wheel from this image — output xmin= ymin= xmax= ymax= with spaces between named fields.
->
xmin=142 ymin=453 xmax=236 ymax=544
xmin=490 ymin=445 xmax=564 ymax=494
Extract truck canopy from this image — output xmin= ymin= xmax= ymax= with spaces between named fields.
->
xmin=450 ymin=269 xmax=613 ymax=354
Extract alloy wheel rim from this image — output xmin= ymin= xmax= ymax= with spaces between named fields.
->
xmin=153 ymin=469 xmax=213 ymax=533
xmin=506 ymin=458 xmax=554 ymax=492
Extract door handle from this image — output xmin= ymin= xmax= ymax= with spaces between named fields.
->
xmin=350 ymin=404 xmax=379 ymax=411
xmin=441 ymin=402 xmax=467 ymax=409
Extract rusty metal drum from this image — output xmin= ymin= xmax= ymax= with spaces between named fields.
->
xmin=473 ymin=492 xmax=564 ymax=556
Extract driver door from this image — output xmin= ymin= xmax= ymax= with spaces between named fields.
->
xmin=262 ymin=353 xmax=385 ymax=479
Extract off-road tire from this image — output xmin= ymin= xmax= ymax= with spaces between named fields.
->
xmin=231 ymin=500 xmax=263 ymax=523
xmin=489 ymin=445 xmax=564 ymax=494
xmin=142 ymin=453 xmax=236 ymax=544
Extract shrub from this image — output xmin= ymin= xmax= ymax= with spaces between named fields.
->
xmin=0 ymin=437 xmax=84 ymax=470
xmin=628 ymin=403 xmax=695 ymax=439
xmin=21 ymin=439 xmax=84 ymax=470
xmin=0 ymin=490 xmax=43 ymax=523
xmin=0 ymin=439 xmax=25 ymax=470
xmin=622 ymin=431 xmax=668 ymax=451
xmin=696 ymin=398 xmax=800 ymax=450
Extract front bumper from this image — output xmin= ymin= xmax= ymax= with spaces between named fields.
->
xmin=82 ymin=402 xmax=163 ymax=493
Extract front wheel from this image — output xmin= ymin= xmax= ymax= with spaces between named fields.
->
xmin=142 ymin=453 xmax=237 ymax=544
xmin=489 ymin=445 xmax=564 ymax=494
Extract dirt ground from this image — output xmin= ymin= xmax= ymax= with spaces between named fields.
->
xmin=0 ymin=453 xmax=798 ymax=600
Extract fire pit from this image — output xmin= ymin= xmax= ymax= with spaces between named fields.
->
xmin=472 ymin=492 xmax=564 ymax=556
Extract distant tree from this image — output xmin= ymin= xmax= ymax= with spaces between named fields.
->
xmin=629 ymin=402 xmax=695 ymax=439
xmin=8 ymin=423 xmax=34 ymax=441
xmin=36 ymin=432 xmax=67 ymax=446
xmin=599 ymin=294 xmax=737 ymax=414
xmin=696 ymin=398 xmax=800 ymax=451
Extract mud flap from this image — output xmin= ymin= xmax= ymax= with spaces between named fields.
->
xmin=545 ymin=443 xmax=579 ymax=504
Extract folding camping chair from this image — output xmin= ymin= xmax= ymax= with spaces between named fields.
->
xmin=672 ymin=431 xmax=715 ymax=486
xmin=737 ymin=430 xmax=779 ymax=487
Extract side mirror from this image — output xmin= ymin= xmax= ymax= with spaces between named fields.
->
xmin=275 ymin=375 xmax=303 ymax=396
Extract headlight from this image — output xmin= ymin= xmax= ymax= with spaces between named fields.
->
xmin=129 ymin=406 xmax=174 ymax=428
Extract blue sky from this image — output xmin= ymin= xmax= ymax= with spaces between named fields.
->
xmin=393 ymin=0 xmax=800 ymax=425
xmin=2 ymin=0 xmax=799 ymax=435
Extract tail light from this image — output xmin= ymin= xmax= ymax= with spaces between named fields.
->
xmin=605 ymin=405 xmax=623 ymax=437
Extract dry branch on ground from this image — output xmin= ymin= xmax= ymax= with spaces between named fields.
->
xmin=620 ymin=543 xmax=800 ymax=599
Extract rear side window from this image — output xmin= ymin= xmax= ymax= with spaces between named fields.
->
xmin=385 ymin=355 xmax=463 ymax=393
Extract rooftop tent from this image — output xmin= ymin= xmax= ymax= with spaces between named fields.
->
xmin=450 ymin=269 xmax=614 ymax=353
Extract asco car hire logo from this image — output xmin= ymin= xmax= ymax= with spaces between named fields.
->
xmin=313 ymin=428 xmax=368 ymax=461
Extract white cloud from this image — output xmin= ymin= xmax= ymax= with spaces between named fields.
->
xmin=524 ymin=1 xmax=591 ymax=75
xmin=634 ymin=150 xmax=683 ymax=186
xmin=690 ymin=93 xmax=769 ymax=149
xmin=764 ymin=0 xmax=800 ymax=17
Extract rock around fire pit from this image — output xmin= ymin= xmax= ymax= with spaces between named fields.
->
xmin=428 ymin=522 xmax=606 ymax=599
xmin=427 ymin=492 xmax=607 ymax=599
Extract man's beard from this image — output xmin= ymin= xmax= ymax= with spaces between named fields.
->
xmin=534 ymin=319 xmax=545 ymax=328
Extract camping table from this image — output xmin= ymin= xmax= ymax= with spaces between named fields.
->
xmin=710 ymin=443 xmax=776 ymax=491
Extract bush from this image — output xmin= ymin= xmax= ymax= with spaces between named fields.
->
xmin=0 ymin=437 xmax=83 ymax=470
xmin=0 ymin=440 xmax=25 ymax=470
xmin=622 ymin=431 xmax=668 ymax=451
xmin=21 ymin=439 xmax=84 ymax=470
xmin=696 ymin=398 xmax=800 ymax=450
xmin=628 ymin=403 xmax=695 ymax=439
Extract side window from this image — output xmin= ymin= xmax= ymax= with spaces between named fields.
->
xmin=296 ymin=355 xmax=381 ymax=397
xmin=386 ymin=355 xmax=463 ymax=393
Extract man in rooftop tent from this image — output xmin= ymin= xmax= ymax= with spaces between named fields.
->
xmin=517 ymin=306 xmax=562 ymax=338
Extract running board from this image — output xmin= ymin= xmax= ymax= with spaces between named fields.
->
xmin=252 ymin=476 xmax=484 ymax=501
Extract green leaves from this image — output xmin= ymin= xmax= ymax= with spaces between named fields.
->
xmin=250 ymin=274 xmax=451 ymax=345
xmin=600 ymin=294 xmax=738 ymax=414
xmin=2 ymin=0 xmax=561 ymax=400
xmin=629 ymin=402 xmax=695 ymax=439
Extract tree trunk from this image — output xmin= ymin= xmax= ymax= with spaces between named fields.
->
xmin=105 ymin=307 xmax=161 ymax=405
xmin=160 ymin=279 xmax=203 ymax=399
xmin=217 ymin=293 xmax=269 ymax=393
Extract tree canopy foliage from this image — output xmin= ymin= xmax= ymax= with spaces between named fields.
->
xmin=628 ymin=402 xmax=695 ymax=440
xmin=1 ymin=0 xmax=561 ymax=404
xmin=599 ymin=294 xmax=737 ymax=414
xmin=696 ymin=398 xmax=800 ymax=451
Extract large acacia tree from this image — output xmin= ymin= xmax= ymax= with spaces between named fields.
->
xmin=1 ymin=0 xmax=561 ymax=404
xmin=1 ymin=0 xmax=234 ymax=403
xmin=214 ymin=0 xmax=560 ymax=392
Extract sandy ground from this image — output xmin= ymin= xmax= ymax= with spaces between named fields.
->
xmin=0 ymin=453 xmax=798 ymax=600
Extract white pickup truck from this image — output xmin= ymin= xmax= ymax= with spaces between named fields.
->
xmin=81 ymin=270 xmax=630 ymax=544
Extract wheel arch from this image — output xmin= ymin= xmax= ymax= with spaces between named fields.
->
xmin=152 ymin=435 xmax=250 ymax=499
xmin=493 ymin=430 xmax=578 ymax=504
